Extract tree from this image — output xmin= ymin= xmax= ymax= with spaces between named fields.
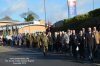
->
xmin=21 ymin=11 xmax=39 ymax=22
xmin=53 ymin=8 xmax=100 ymax=31
xmin=88 ymin=8 xmax=100 ymax=17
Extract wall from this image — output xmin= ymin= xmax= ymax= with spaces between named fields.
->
xmin=18 ymin=25 xmax=46 ymax=33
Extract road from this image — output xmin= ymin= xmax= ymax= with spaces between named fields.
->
xmin=0 ymin=46 xmax=99 ymax=66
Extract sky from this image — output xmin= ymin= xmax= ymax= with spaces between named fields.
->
xmin=0 ymin=0 xmax=100 ymax=24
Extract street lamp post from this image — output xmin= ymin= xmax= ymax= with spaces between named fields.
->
xmin=44 ymin=0 xmax=47 ymax=24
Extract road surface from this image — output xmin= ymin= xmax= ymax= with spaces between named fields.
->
xmin=0 ymin=46 xmax=99 ymax=66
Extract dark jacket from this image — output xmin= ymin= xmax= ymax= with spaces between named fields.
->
xmin=70 ymin=34 xmax=78 ymax=46
xmin=86 ymin=32 xmax=95 ymax=51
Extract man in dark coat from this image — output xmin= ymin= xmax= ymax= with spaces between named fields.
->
xmin=70 ymin=30 xmax=78 ymax=58
xmin=86 ymin=27 xmax=96 ymax=61
xmin=52 ymin=32 xmax=58 ymax=52
xmin=48 ymin=32 xmax=53 ymax=52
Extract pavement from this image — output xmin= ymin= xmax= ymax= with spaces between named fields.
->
xmin=0 ymin=46 xmax=100 ymax=66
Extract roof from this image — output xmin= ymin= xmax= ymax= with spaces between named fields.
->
xmin=0 ymin=16 xmax=19 ymax=23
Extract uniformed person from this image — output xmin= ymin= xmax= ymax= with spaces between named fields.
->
xmin=31 ymin=34 xmax=35 ymax=48
xmin=42 ymin=32 xmax=49 ymax=56
xmin=37 ymin=33 xmax=42 ymax=49
xmin=30 ymin=34 xmax=34 ymax=48
xmin=33 ymin=33 xmax=38 ymax=48
xmin=22 ymin=33 xmax=26 ymax=47
xmin=26 ymin=34 xmax=30 ymax=48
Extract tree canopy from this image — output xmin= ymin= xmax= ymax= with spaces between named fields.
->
xmin=21 ymin=11 xmax=39 ymax=22
xmin=52 ymin=8 xmax=100 ymax=31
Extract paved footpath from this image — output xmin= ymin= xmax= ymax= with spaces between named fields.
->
xmin=0 ymin=46 xmax=100 ymax=66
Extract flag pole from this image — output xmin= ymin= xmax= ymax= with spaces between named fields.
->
xmin=93 ymin=0 xmax=94 ymax=10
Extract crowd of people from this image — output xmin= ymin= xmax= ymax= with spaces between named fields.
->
xmin=51 ymin=27 xmax=100 ymax=61
xmin=0 ymin=27 xmax=100 ymax=62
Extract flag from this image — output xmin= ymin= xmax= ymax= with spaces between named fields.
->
xmin=48 ymin=20 xmax=51 ymax=28
xmin=68 ymin=0 xmax=77 ymax=18
xmin=68 ymin=0 xmax=76 ymax=7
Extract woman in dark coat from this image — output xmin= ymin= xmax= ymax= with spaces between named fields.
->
xmin=77 ymin=30 xmax=85 ymax=59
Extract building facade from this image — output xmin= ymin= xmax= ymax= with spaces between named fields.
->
xmin=0 ymin=16 xmax=46 ymax=36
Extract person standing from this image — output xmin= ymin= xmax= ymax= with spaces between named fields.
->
xmin=99 ymin=31 xmax=100 ymax=46
xmin=48 ymin=32 xmax=53 ymax=52
xmin=37 ymin=33 xmax=42 ymax=49
xmin=77 ymin=30 xmax=85 ymax=59
xmin=18 ymin=33 xmax=22 ymax=47
xmin=62 ymin=32 xmax=70 ymax=53
xmin=6 ymin=34 xmax=9 ymax=46
xmin=7 ymin=34 xmax=12 ymax=46
xmin=33 ymin=33 xmax=38 ymax=48
xmin=93 ymin=27 xmax=100 ymax=58
xmin=42 ymin=32 xmax=49 ymax=56
xmin=82 ymin=28 xmax=86 ymax=35
xmin=52 ymin=32 xmax=58 ymax=52
xmin=86 ymin=27 xmax=95 ymax=62
xmin=56 ymin=32 xmax=61 ymax=52
xmin=26 ymin=34 xmax=30 ymax=48
xmin=11 ymin=35 xmax=15 ymax=47
xmin=70 ymin=30 xmax=78 ymax=58
xmin=30 ymin=34 xmax=34 ymax=48
xmin=68 ymin=29 xmax=73 ymax=56
xmin=98 ymin=31 xmax=100 ymax=48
